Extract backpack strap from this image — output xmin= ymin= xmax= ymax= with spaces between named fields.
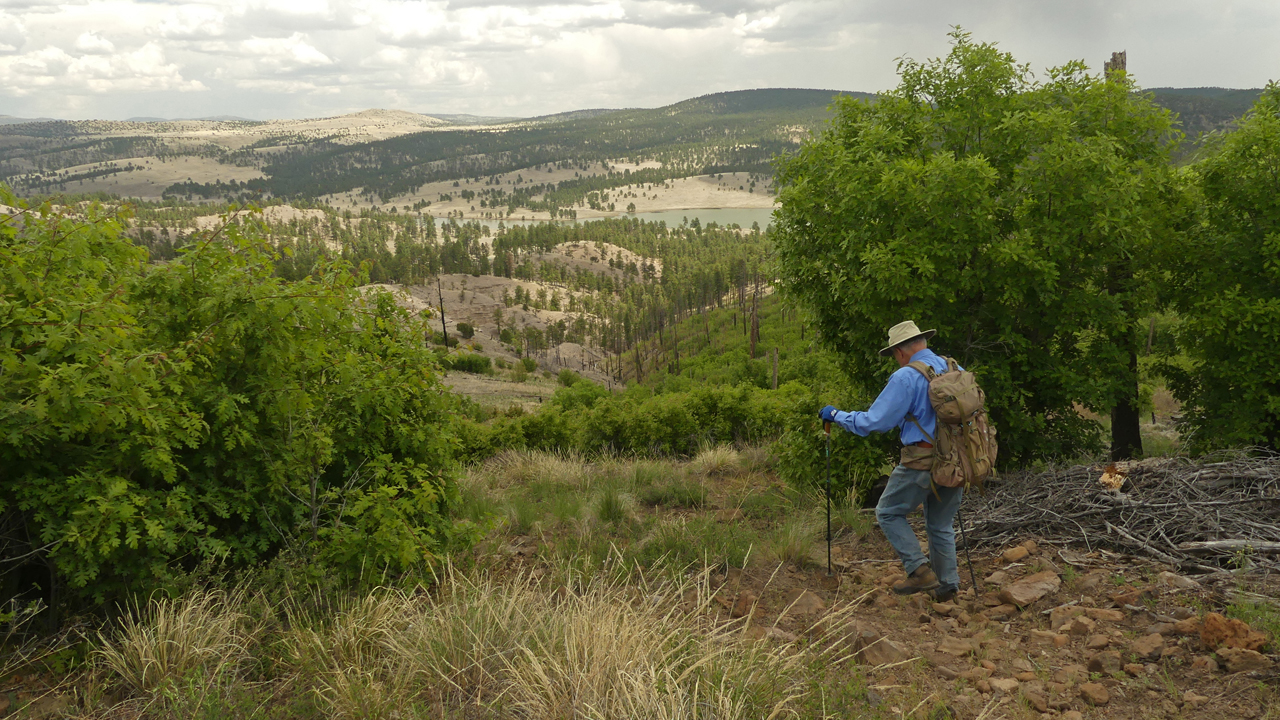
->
xmin=903 ymin=361 xmax=937 ymax=445
xmin=906 ymin=360 xmax=936 ymax=381
xmin=905 ymin=414 xmax=935 ymax=445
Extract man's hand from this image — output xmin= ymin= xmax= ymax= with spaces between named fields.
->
xmin=819 ymin=405 xmax=838 ymax=423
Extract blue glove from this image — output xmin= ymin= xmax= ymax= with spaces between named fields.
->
xmin=819 ymin=405 xmax=838 ymax=423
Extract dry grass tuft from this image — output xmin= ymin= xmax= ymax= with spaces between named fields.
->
xmin=95 ymin=589 xmax=254 ymax=696
xmin=768 ymin=517 xmax=819 ymax=568
xmin=94 ymin=567 xmax=822 ymax=718
xmin=687 ymin=445 xmax=741 ymax=477
xmin=477 ymin=449 xmax=592 ymax=489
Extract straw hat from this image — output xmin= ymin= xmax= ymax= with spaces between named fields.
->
xmin=878 ymin=320 xmax=936 ymax=357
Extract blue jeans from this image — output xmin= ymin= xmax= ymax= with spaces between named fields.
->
xmin=875 ymin=464 xmax=963 ymax=592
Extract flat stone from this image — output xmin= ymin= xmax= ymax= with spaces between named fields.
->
xmin=1003 ymin=546 xmax=1030 ymax=563
xmin=938 ymin=636 xmax=980 ymax=657
xmin=1084 ymin=607 xmax=1125 ymax=623
xmin=1053 ymin=665 xmax=1087 ymax=684
xmin=1030 ymin=629 xmax=1060 ymax=644
xmin=975 ymin=679 xmax=991 ymax=694
xmin=730 ymin=591 xmax=758 ymax=619
xmin=1076 ymin=572 xmax=1108 ymax=591
xmin=1079 ymin=682 xmax=1110 ymax=706
xmin=1190 ymin=655 xmax=1219 ymax=673
xmin=765 ymin=627 xmax=798 ymax=643
xmin=874 ymin=592 xmax=902 ymax=610
xmin=1053 ymin=634 xmax=1070 ymax=648
xmin=1062 ymin=712 xmax=1084 ymax=720
xmin=1156 ymin=571 xmax=1200 ymax=591
xmin=1023 ymin=690 xmax=1049 ymax=713
xmin=1086 ymin=634 xmax=1110 ymax=649
xmin=1217 ymin=647 xmax=1274 ymax=673
xmin=936 ymin=666 xmax=959 ymax=680
xmin=1171 ymin=606 xmax=1197 ymax=620
xmin=856 ymin=636 xmax=912 ymax=666
xmin=1087 ymin=651 xmax=1123 ymax=674
xmin=1014 ymin=671 xmax=1038 ymax=681
xmin=985 ymin=570 xmax=1009 ymax=585
xmin=989 ymin=678 xmax=1020 ymax=694
xmin=959 ymin=666 xmax=993 ymax=681
xmin=1123 ymin=663 xmax=1145 ymax=677
xmin=1130 ymin=633 xmax=1165 ymax=661
xmin=1183 ymin=691 xmax=1210 ymax=708
xmin=1063 ymin=616 xmax=1096 ymax=636
xmin=986 ymin=604 xmax=1017 ymax=621
xmin=998 ymin=570 xmax=1061 ymax=608
xmin=1050 ymin=605 xmax=1085 ymax=630
xmin=933 ymin=602 xmax=961 ymax=616
xmin=782 ymin=589 xmax=827 ymax=615
xmin=1147 ymin=622 xmax=1178 ymax=636
xmin=1021 ymin=540 xmax=1039 ymax=555
xmin=1173 ymin=616 xmax=1203 ymax=635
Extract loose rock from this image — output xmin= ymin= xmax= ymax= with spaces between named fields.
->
xmin=1156 ymin=571 xmax=1200 ymax=591
xmin=1087 ymin=651 xmax=1123 ymax=674
xmin=1200 ymin=612 xmax=1268 ymax=652
xmin=998 ymin=570 xmax=1061 ymax=607
xmin=937 ymin=636 xmax=980 ymax=657
xmin=1003 ymin=546 xmax=1030 ymax=563
xmin=1217 ymin=647 xmax=1274 ymax=673
xmin=1084 ymin=607 xmax=1125 ymax=623
xmin=730 ymin=591 xmax=758 ymax=619
xmin=1130 ymin=633 xmax=1165 ymax=661
xmin=1086 ymin=634 xmax=1110 ymax=650
xmin=1079 ymin=682 xmax=1110 ymax=706
xmin=782 ymin=589 xmax=826 ymax=615
xmin=989 ymin=678 xmax=1020 ymax=694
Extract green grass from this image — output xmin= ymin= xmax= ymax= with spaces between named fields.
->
xmin=1227 ymin=599 xmax=1280 ymax=645
xmin=640 ymin=477 xmax=708 ymax=508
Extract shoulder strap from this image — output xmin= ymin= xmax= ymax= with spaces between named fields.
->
xmin=906 ymin=360 xmax=935 ymax=381
xmin=944 ymin=356 xmax=960 ymax=373
xmin=905 ymin=414 xmax=935 ymax=445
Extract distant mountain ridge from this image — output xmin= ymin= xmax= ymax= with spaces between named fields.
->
xmin=1148 ymin=87 xmax=1265 ymax=136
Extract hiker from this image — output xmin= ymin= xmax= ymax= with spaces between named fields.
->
xmin=819 ymin=321 xmax=962 ymax=602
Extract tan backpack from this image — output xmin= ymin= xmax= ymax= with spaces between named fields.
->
xmin=905 ymin=358 xmax=998 ymax=490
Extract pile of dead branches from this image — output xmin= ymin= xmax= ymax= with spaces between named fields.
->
xmin=964 ymin=453 xmax=1280 ymax=574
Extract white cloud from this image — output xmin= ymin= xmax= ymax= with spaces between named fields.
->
xmin=159 ymin=4 xmax=227 ymax=39
xmin=239 ymin=32 xmax=333 ymax=72
xmin=73 ymin=30 xmax=113 ymax=53
xmin=0 ymin=11 xmax=24 ymax=52
xmin=0 ymin=41 xmax=206 ymax=96
xmin=0 ymin=0 xmax=1276 ymax=120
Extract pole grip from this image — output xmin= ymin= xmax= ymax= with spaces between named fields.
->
xmin=823 ymin=421 xmax=831 ymax=435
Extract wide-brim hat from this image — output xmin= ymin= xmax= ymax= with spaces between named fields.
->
xmin=879 ymin=320 xmax=936 ymax=357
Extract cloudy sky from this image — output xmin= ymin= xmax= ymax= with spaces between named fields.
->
xmin=1 ymin=0 xmax=1277 ymax=121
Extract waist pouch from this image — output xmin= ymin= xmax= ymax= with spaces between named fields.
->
xmin=900 ymin=443 xmax=934 ymax=471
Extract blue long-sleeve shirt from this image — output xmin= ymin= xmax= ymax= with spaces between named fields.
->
xmin=830 ymin=348 xmax=954 ymax=446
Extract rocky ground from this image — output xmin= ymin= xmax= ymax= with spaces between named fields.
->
xmin=483 ymin=466 xmax=1279 ymax=720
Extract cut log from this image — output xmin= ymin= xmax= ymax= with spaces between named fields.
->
xmin=1178 ymin=540 xmax=1280 ymax=554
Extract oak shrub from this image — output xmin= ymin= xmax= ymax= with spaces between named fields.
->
xmin=0 ymin=196 xmax=472 ymax=606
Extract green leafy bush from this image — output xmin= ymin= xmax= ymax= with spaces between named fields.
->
xmin=445 ymin=353 xmax=494 ymax=375
xmin=1164 ymin=84 xmax=1280 ymax=450
xmin=455 ymin=322 xmax=475 ymax=339
xmin=0 ymin=197 xmax=470 ymax=604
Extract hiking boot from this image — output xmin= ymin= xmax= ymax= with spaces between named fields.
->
xmin=931 ymin=586 xmax=958 ymax=603
xmin=893 ymin=565 xmax=940 ymax=595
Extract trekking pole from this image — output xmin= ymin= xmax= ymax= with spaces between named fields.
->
xmin=957 ymin=504 xmax=979 ymax=594
xmin=824 ymin=421 xmax=833 ymax=577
